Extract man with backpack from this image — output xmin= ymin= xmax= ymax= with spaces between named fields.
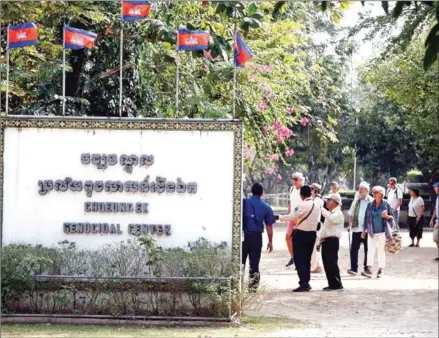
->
xmin=386 ymin=177 xmax=403 ymax=231
xmin=242 ymin=182 xmax=275 ymax=290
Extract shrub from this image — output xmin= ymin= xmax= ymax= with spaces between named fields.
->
xmin=1 ymin=236 xmax=236 ymax=317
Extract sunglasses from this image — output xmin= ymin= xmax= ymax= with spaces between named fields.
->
xmin=292 ymin=178 xmax=299 ymax=181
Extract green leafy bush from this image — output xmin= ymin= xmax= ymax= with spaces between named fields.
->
xmin=1 ymin=236 xmax=236 ymax=317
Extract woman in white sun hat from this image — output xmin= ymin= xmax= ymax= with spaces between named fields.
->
xmin=361 ymin=186 xmax=394 ymax=279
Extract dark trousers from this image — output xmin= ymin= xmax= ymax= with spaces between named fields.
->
xmin=350 ymin=231 xmax=368 ymax=272
xmin=322 ymin=237 xmax=343 ymax=289
xmin=408 ymin=216 xmax=423 ymax=240
xmin=292 ymin=229 xmax=316 ymax=287
xmin=242 ymin=232 xmax=263 ymax=286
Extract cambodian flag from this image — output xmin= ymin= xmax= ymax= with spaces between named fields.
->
xmin=234 ymin=32 xmax=254 ymax=68
xmin=177 ymin=29 xmax=209 ymax=51
xmin=7 ymin=23 xmax=38 ymax=49
xmin=122 ymin=1 xmax=151 ymax=21
xmin=64 ymin=26 xmax=97 ymax=50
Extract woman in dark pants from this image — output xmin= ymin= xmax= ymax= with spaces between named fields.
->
xmin=408 ymin=188 xmax=425 ymax=247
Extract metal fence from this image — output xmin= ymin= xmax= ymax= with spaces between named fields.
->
xmin=262 ymin=193 xmax=289 ymax=210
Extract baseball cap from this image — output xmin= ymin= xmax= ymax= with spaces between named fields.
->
xmin=433 ymin=182 xmax=439 ymax=188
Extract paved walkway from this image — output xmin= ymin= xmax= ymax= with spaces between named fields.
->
xmin=249 ymin=226 xmax=439 ymax=337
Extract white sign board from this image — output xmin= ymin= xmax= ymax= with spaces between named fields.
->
xmin=1 ymin=119 xmax=242 ymax=251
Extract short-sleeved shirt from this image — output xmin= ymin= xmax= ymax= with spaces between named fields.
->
xmin=280 ymin=197 xmax=321 ymax=232
xmin=289 ymin=187 xmax=302 ymax=212
xmin=387 ymin=187 xmax=403 ymax=211
xmin=408 ymin=197 xmax=424 ymax=217
xmin=243 ymin=196 xmax=275 ymax=233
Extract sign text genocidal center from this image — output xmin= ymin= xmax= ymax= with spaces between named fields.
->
xmin=36 ymin=153 xmax=198 ymax=237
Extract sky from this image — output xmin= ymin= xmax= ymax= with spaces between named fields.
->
xmin=340 ymin=1 xmax=386 ymax=63
xmin=312 ymin=1 xmax=389 ymax=98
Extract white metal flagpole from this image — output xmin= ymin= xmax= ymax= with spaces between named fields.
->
xmin=232 ymin=25 xmax=237 ymax=119
xmin=175 ymin=30 xmax=180 ymax=118
xmin=119 ymin=15 xmax=123 ymax=118
xmin=0 ymin=22 xmax=2 ymax=115
xmin=6 ymin=24 xmax=10 ymax=116
xmin=62 ymin=25 xmax=66 ymax=116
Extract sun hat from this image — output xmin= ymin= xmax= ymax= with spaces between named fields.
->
xmin=325 ymin=193 xmax=342 ymax=205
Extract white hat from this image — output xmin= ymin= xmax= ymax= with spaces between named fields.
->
xmin=372 ymin=186 xmax=386 ymax=195
xmin=359 ymin=181 xmax=370 ymax=190
xmin=311 ymin=183 xmax=322 ymax=191
xmin=325 ymin=193 xmax=342 ymax=205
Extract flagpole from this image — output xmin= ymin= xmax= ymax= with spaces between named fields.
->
xmin=175 ymin=30 xmax=180 ymax=118
xmin=232 ymin=24 xmax=237 ymax=119
xmin=6 ymin=24 xmax=10 ymax=116
xmin=119 ymin=17 xmax=123 ymax=118
xmin=62 ymin=25 xmax=66 ymax=116
xmin=0 ymin=22 xmax=2 ymax=115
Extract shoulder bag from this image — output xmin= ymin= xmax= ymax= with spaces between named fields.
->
xmin=385 ymin=205 xmax=402 ymax=254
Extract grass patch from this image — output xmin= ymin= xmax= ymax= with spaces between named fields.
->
xmin=1 ymin=316 xmax=302 ymax=337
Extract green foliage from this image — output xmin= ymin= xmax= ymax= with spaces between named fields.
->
xmin=1 ymin=244 xmax=53 ymax=310
xmin=348 ymin=1 xmax=438 ymax=70
xmin=0 ymin=238 xmax=234 ymax=316
xmin=361 ymin=35 xmax=439 ymax=179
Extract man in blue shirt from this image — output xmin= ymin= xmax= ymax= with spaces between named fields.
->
xmin=242 ymin=182 xmax=275 ymax=290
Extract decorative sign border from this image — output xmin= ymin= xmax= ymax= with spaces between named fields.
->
xmin=0 ymin=116 xmax=243 ymax=282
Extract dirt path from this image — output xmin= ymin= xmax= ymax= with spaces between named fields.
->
xmin=249 ymin=226 xmax=439 ymax=337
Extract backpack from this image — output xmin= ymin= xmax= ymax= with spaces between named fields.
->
xmin=386 ymin=187 xmax=401 ymax=199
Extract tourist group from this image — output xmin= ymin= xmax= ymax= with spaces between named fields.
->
xmin=242 ymin=175 xmax=439 ymax=292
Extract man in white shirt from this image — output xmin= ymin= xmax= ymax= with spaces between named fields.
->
xmin=317 ymin=193 xmax=344 ymax=291
xmin=280 ymin=185 xmax=321 ymax=292
xmin=285 ymin=172 xmax=305 ymax=267
xmin=430 ymin=182 xmax=439 ymax=261
xmin=347 ymin=181 xmax=373 ymax=275
xmin=386 ymin=177 xmax=403 ymax=231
